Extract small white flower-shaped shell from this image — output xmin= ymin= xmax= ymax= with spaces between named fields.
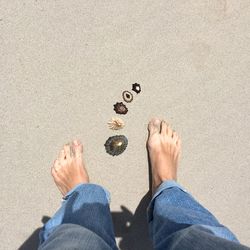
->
xmin=108 ymin=117 xmax=125 ymax=130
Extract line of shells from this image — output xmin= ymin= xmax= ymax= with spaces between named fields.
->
xmin=105 ymin=83 xmax=141 ymax=156
xmin=113 ymin=83 xmax=141 ymax=115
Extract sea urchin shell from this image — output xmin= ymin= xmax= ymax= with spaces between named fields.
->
xmin=108 ymin=117 xmax=125 ymax=130
xmin=104 ymin=135 xmax=128 ymax=156
xmin=113 ymin=102 xmax=128 ymax=115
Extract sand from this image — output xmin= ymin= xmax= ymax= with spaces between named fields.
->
xmin=1 ymin=1 xmax=250 ymax=249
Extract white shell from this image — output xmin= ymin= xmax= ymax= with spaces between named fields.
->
xmin=108 ymin=117 xmax=125 ymax=130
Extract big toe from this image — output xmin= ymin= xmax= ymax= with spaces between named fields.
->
xmin=148 ymin=118 xmax=161 ymax=135
xmin=72 ymin=139 xmax=83 ymax=159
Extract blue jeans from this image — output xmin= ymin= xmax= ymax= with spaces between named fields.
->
xmin=38 ymin=181 xmax=249 ymax=250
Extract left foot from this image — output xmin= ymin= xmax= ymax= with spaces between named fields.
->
xmin=51 ymin=140 xmax=89 ymax=197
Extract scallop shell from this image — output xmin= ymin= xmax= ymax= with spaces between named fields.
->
xmin=108 ymin=117 xmax=125 ymax=130
xmin=104 ymin=135 xmax=128 ymax=156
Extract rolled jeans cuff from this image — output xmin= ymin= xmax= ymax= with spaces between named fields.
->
xmin=62 ymin=183 xmax=111 ymax=204
xmin=39 ymin=183 xmax=111 ymax=245
xmin=147 ymin=180 xmax=187 ymax=222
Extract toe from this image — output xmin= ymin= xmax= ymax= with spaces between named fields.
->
xmin=172 ymin=131 xmax=178 ymax=140
xmin=72 ymin=139 xmax=83 ymax=159
xmin=51 ymin=160 xmax=61 ymax=176
xmin=160 ymin=120 xmax=168 ymax=135
xmin=176 ymin=137 xmax=181 ymax=149
xmin=153 ymin=118 xmax=161 ymax=130
xmin=64 ymin=144 xmax=71 ymax=158
xmin=166 ymin=125 xmax=173 ymax=137
xmin=148 ymin=119 xmax=154 ymax=132
xmin=53 ymin=159 xmax=61 ymax=171
xmin=59 ymin=149 xmax=66 ymax=161
xmin=51 ymin=165 xmax=57 ymax=176
xmin=148 ymin=118 xmax=161 ymax=134
xmin=51 ymin=167 xmax=62 ymax=184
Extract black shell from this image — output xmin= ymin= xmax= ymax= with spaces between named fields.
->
xmin=104 ymin=135 xmax=128 ymax=156
xmin=113 ymin=102 xmax=128 ymax=115
xmin=132 ymin=83 xmax=141 ymax=94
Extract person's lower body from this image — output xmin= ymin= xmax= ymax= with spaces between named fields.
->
xmin=38 ymin=119 xmax=249 ymax=249
xmin=38 ymin=180 xmax=249 ymax=250
xmin=148 ymin=180 xmax=249 ymax=250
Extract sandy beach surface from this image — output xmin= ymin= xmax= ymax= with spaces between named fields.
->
xmin=1 ymin=1 xmax=250 ymax=249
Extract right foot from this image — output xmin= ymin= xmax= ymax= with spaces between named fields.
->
xmin=147 ymin=118 xmax=181 ymax=194
xmin=51 ymin=140 xmax=89 ymax=198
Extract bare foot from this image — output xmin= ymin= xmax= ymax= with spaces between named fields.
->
xmin=51 ymin=140 xmax=89 ymax=197
xmin=147 ymin=118 xmax=181 ymax=194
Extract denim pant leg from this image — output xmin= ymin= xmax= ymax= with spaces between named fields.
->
xmin=147 ymin=180 xmax=242 ymax=250
xmin=162 ymin=225 xmax=250 ymax=250
xmin=38 ymin=224 xmax=114 ymax=250
xmin=39 ymin=183 xmax=118 ymax=250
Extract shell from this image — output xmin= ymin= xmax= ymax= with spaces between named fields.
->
xmin=104 ymin=135 xmax=128 ymax=156
xmin=108 ymin=117 xmax=125 ymax=130
xmin=122 ymin=90 xmax=133 ymax=103
xmin=132 ymin=83 xmax=141 ymax=94
xmin=113 ymin=102 xmax=128 ymax=115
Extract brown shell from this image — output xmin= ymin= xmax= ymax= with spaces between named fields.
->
xmin=113 ymin=102 xmax=128 ymax=115
xmin=122 ymin=91 xmax=133 ymax=103
xmin=104 ymin=135 xmax=128 ymax=156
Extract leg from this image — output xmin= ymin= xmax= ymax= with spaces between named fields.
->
xmin=160 ymin=225 xmax=250 ymax=250
xmin=146 ymin=118 xmax=246 ymax=249
xmin=39 ymin=224 xmax=113 ymax=250
xmin=39 ymin=140 xmax=118 ymax=250
xmin=147 ymin=181 xmax=242 ymax=248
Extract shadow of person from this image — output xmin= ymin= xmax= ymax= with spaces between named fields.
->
xmin=113 ymin=192 xmax=153 ymax=250
xmin=113 ymin=150 xmax=153 ymax=250
xmin=18 ymin=216 xmax=50 ymax=250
